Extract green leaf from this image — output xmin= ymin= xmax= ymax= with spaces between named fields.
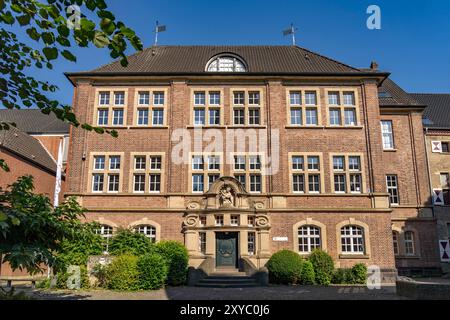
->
xmin=39 ymin=8 xmax=48 ymax=19
xmin=120 ymin=26 xmax=135 ymax=38
xmin=10 ymin=4 xmax=22 ymax=13
xmin=100 ymin=18 xmax=115 ymax=35
xmin=80 ymin=18 xmax=95 ymax=31
xmin=11 ymin=217 xmax=20 ymax=226
xmin=93 ymin=31 xmax=110 ymax=48
xmin=0 ymin=212 xmax=7 ymax=222
xmin=1 ymin=12 xmax=15 ymax=25
xmin=97 ymin=10 xmax=114 ymax=20
xmin=61 ymin=50 xmax=76 ymax=62
xmin=57 ymin=25 xmax=70 ymax=37
xmin=26 ymin=27 xmax=41 ymax=41
xmin=56 ymin=36 xmax=70 ymax=47
xmin=93 ymin=127 xmax=105 ymax=134
xmin=86 ymin=0 xmax=96 ymax=11
xmin=17 ymin=14 xmax=31 ymax=26
xmin=41 ymin=32 xmax=55 ymax=45
xmin=42 ymin=47 xmax=58 ymax=60
xmin=95 ymin=0 xmax=107 ymax=9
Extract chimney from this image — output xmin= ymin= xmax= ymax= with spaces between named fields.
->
xmin=370 ymin=61 xmax=379 ymax=71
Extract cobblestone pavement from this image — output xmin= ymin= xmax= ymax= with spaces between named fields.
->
xmin=12 ymin=284 xmax=405 ymax=300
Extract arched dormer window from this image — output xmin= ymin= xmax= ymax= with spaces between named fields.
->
xmin=206 ymin=54 xmax=247 ymax=72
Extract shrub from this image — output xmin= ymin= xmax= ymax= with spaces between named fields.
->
xmin=351 ymin=263 xmax=368 ymax=284
xmin=300 ymin=260 xmax=315 ymax=285
xmin=267 ymin=250 xmax=303 ymax=284
xmin=55 ymin=265 xmax=90 ymax=289
xmin=108 ymin=228 xmax=155 ymax=256
xmin=155 ymin=240 xmax=189 ymax=286
xmin=104 ymin=254 xmax=140 ymax=291
xmin=91 ymin=263 xmax=109 ymax=288
xmin=332 ymin=268 xmax=354 ymax=284
xmin=137 ymin=253 xmax=168 ymax=290
xmin=308 ymin=249 xmax=334 ymax=285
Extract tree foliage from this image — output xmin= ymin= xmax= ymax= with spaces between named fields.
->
xmin=0 ymin=175 xmax=93 ymax=274
xmin=0 ymin=0 xmax=143 ymax=137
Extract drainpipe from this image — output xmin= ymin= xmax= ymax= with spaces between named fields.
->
xmin=424 ymin=127 xmax=435 ymax=218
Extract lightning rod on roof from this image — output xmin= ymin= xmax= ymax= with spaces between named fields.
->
xmin=154 ymin=20 xmax=167 ymax=46
xmin=282 ymin=23 xmax=298 ymax=46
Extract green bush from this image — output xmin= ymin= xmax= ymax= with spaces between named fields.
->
xmin=300 ymin=260 xmax=315 ymax=285
xmin=351 ymin=263 xmax=367 ymax=284
xmin=308 ymin=249 xmax=334 ymax=285
xmin=267 ymin=250 xmax=303 ymax=284
xmin=104 ymin=254 xmax=140 ymax=291
xmin=155 ymin=240 xmax=189 ymax=286
xmin=332 ymin=268 xmax=354 ymax=284
xmin=108 ymin=228 xmax=155 ymax=256
xmin=56 ymin=265 xmax=90 ymax=289
xmin=137 ymin=253 xmax=168 ymax=290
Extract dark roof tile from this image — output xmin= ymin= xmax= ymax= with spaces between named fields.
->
xmin=410 ymin=93 xmax=450 ymax=128
xmin=0 ymin=109 xmax=70 ymax=134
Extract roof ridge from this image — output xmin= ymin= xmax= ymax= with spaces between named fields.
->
xmin=292 ymin=45 xmax=361 ymax=72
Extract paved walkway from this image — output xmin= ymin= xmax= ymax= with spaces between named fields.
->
xmin=10 ymin=284 xmax=404 ymax=300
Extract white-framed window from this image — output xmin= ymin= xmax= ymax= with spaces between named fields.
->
xmin=392 ymin=231 xmax=399 ymax=255
xmin=112 ymin=109 xmax=124 ymax=125
xmin=290 ymin=154 xmax=322 ymax=194
xmin=305 ymin=108 xmax=318 ymax=125
xmin=329 ymin=108 xmax=341 ymax=126
xmin=96 ymin=224 xmax=113 ymax=238
xmin=135 ymin=225 xmax=156 ymax=243
xmin=381 ymin=120 xmax=394 ymax=150
xmin=404 ymin=231 xmax=415 ymax=256
xmin=341 ymin=225 xmax=365 ymax=254
xmin=247 ymin=215 xmax=255 ymax=227
xmin=249 ymin=174 xmax=261 ymax=193
xmin=248 ymin=232 xmax=255 ymax=255
xmin=292 ymin=156 xmax=304 ymax=170
xmin=328 ymin=91 xmax=340 ymax=105
xmin=234 ymin=174 xmax=246 ymax=189
xmin=292 ymin=174 xmax=305 ymax=193
xmin=386 ymin=175 xmax=399 ymax=205
xmin=249 ymin=155 xmax=261 ymax=170
xmin=308 ymin=174 xmax=320 ymax=193
xmin=233 ymin=108 xmax=245 ymax=125
xmin=209 ymin=91 xmax=220 ymax=105
xmin=206 ymin=56 xmax=246 ymax=72
xmin=137 ymin=108 xmax=149 ymax=125
xmin=153 ymin=92 xmax=165 ymax=105
xmin=99 ymin=92 xmax=110 ymax=106
xmin=344 ymin=108 xmax=356 ymax=126
xmin=97 ymin=109 xmax=109 ymax=126
xmin=215 ymin=215 xmax=224 ymax=226
xmin=107 ymin=174 xmax=120 ymax=192
xmin=192 ymin=155 xmax=204 ymax=170
xmin=152 ymin=109 xmax=164 ymax=125
xmin=248 ymin=108 xmax=260 ymax=125
xmin=94 ymin=156 xmax=106 ymax=170
xmin=133 ymin=174 xmax=145 ymax=192
xmin=343 ymin=92 xmax=355 ymax=106
xmin=334 ymin=174 xmax=346 ymax=193
xmin=208 ymin=155 xmax=220 ymax=171
xmin=109 ymin=156 xmax=121 ymax=170
xmin=194 ymin=91 xmax=206 ymax=105
xmin=333 ymin=156 xmax=345 ymax=171
xmin=193 ymin=108 xmax=205 ymax=125
xmin=114 ymin=91 xmax=125 ymax=105
xmin=208 ymin=174 xmax=220 ymax=189
xmin=305 ymin=91 xmax=317 ymax=105
xmin=138 ymin=91 xmax=150 ymax=105
xmin=248 ymin=91 xmax=260 ymax=105
xmin=234 ymin=155 xmax=246 ymax=171
xmin=290 ymin=108 xmax=302 ymax=125
xmin=290 ymin=91 xmax=301 ymax=105
xmin=208 ymin=108 xmax=220 ymax=125
xmin=92 ymin=173 xmax=104 ymax=192
xmin=230 ymin=215 xmax=239 ymax=226
xmin=308 ymin=156 xmax=320 ymax=171
xmin=192 ymin=174 xmax=204 ymax=193
xmin=199 ymin=216 xmax=207 ymax=226
xmin=233 ymin=91 xmax=245 ymax=105
xmin=149 ymin=173 xmax=161 ymax=192
xmin=298 ymin=225 xmax=321 ymax=253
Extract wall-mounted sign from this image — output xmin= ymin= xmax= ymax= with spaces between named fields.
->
xmin=432 ymin=141 xmax=442 ymax=153
xmin=434 ymin=189 xmax=444 ymax=206
xmin=439 ymin=240 xmax=450 ymax=262
xmin=273 ymin=237 xmax=288 ymax=242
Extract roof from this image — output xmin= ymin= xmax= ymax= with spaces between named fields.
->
xmin=410 ymin=93 xmax=450 ymax=129
xmin=0 ymin=126 xmax=57 ymax=173
xmin=378 ymin=78 xmax=424 ymax=107
xmin=67 ymin=45 xmax=387 ymax=76
xmin=0 ymin=109 xmax=70 ymax=134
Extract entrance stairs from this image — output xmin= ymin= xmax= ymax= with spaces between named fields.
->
xmin=195 ymin=269 xmax=260 ymax=288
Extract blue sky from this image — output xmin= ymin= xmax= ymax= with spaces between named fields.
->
xmin=6 ymin=0 xmax=450 ymax=105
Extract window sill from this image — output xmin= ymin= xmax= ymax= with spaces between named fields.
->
xmin=227 ymin=125 xmax=267 ymax=129
xmin=383 ymin=149 xmax=397 ymax=152
xmin=339 ymin=254 xmax=370 ymax=259
xmin=129 ymin=125 xmax=169 ymax=129
xmin=285 ymin=125 xmax=324 ymax=129
xmin=187 ymin=125 xmax=227 ymax=129
xmin=395 ymin=255 xmax=421 ymax=259
xmin=325 ymin=125 xmax=364 ymax=129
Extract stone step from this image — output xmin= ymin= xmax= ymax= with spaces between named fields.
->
xmin=199 ymin=278 xmax=256 ymax=284
xmin=196 ymin=282 xmax=259 ymax=288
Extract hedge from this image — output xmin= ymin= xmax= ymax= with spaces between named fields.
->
xmin=137 ymin=253 xmax=168 ymax=290
xmin=267 ymin=250 xmax=303 ymax=284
